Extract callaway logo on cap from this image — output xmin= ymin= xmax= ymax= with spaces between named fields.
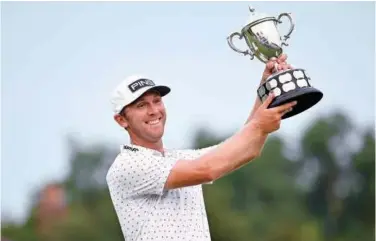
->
xmin=110 ymin=75 xmax=171 ymax=114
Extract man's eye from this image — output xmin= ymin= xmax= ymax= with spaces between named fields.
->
xmin=137 ymin=103 xmax=145 ymax=108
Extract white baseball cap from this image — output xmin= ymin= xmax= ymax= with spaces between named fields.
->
xmin=110 ymin=75 xmax=171 ymax=114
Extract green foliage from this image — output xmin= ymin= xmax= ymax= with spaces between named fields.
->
xmin=2 ymin=111 xmax=374 ymax=241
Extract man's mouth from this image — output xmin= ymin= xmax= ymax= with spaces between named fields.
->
xmin=146 ymin=117 xmax=162 ymax=125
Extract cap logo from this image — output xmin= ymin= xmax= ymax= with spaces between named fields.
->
xmin=128 ymin=78 xmax=155 ymax=93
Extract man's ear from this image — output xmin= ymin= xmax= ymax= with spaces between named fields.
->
xmin=114 ymin=114 xmax=129 ymax=129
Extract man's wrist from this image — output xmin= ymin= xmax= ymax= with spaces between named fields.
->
xmin=246 ymin=120 xmax=268 ymax=138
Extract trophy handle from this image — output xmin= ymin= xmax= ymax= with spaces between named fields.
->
xmin=227 ymin=32 xmax=255 ymax=59
xmin=277 ymin=13 xmax=295 ymax=46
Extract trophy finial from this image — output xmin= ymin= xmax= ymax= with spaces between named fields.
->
xmin=249 ymin=6 xmax=255 ymax=13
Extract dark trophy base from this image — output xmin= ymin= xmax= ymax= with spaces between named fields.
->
xmin=257 ymin=68 xmax=323 ymax=119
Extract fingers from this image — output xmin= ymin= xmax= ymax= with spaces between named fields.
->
xmin=266 ymin=61 xmax=275 ymax=71
xmin=268 ymin=54 xmax=288 ymax=66
xmin=277 ymin=54 xmax=287 ymax=63
xmin=269 ymin=57 xmax=277 ymax=62
xmin=272 ymin=100 xmax=298 ymax=114
xmin=265 ymin=57 xmax=278 ymax=70
xmin=277 ymin=54 xmax=295 ymax=71
xmin=267 ymin=54 xmax=293 ymax=72
xmin=276 ymin=62 xmax=294 ymax=71
xmin=263 ymin=55 xmax=293 ymax=82
xmin=281 ymin=64 xmax=289 ymax=71
xmin=281 ymin=107 xmax=293 ymax=116
xmin=261 ymin=93 xmax=275 ymax=108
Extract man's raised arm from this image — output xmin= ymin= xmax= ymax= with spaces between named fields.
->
xmin=165 ymin=93 xmax=297 ymax=190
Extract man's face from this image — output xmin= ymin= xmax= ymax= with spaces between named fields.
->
xmin=115 ymin=90 xmax=167 ymax=143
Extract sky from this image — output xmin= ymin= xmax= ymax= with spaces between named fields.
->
xmin=2 ymin=1 xmax=375 ymax=223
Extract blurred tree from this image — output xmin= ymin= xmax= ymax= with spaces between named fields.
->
xmin=63 ymin=136 xmax=118 ymax=204
xmin=1 ymin=214 xmax=39 ymax=241
xmin=54 ymin=136 xmax=123 ymax=241
xmin=297 ymin=111 xmax=374 ymax=241
xmin=337 ymin=128 xmax=375 ymax=241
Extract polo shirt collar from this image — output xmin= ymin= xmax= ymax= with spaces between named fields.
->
xmin=120 ymin=143 xmax=169 ymax=157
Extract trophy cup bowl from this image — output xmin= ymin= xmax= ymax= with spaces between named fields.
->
xmin=227 ymin=7 xmax=323 ymax=119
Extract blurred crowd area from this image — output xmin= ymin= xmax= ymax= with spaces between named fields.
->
xmin=2 ymin=111 xmax=375 ymax=241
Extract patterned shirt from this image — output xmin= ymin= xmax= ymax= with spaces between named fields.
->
xmin=106 ymin=144 xmax=218 ymax=241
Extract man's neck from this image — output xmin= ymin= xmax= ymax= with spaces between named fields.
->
xmin=130 ymin=138 xmax=164 ymax=154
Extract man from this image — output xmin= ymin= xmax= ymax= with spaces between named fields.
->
xmin=106 ymin=54 xmax=296 ymax=241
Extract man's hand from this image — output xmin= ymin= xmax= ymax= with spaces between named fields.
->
xmin=250 ymin=93 xmax=297 ymax=134
xmin=247 ymin=54 xmax=294 ymax=124
xmin=261 ymin=54 xmax=293 ymax=84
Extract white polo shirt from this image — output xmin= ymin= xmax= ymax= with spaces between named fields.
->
xmin=106 ymin=144 xmax=218 ymax=241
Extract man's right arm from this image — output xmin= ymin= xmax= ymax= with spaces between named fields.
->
xmin=164 ymin=94 xmax=297 ymax=190
xmin=164 ymin=120 xmax=267 ymax=189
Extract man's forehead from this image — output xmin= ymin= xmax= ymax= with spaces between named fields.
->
xmin=134 ymin=90 xmax=161 ymax=102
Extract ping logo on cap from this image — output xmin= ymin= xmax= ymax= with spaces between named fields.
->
xmin=128 ymin=78 xmax=155 ymax=93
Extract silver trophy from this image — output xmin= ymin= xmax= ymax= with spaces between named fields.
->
xmin=227 ymin=6 xmax=323 ymax=119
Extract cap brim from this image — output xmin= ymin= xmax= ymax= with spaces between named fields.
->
xmin=148 ymin=85 xmax=171 ymax=97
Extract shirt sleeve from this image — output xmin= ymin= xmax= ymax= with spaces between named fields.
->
xmin=107 ymin=152 xmax=178 ymax=198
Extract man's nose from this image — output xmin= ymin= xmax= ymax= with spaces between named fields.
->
xmin=147 ymin=104 xmax=159 ymax=115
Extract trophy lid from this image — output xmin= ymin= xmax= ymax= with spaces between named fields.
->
xmin=245 ymin=6 xmax=274 ymax=25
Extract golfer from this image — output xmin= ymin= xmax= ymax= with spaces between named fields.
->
xmin=106 ymin=54 xmax=297 ymax=241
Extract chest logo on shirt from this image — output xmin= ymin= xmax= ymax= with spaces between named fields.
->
xmin=123 ymin=145 xmax=139 ymax=152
